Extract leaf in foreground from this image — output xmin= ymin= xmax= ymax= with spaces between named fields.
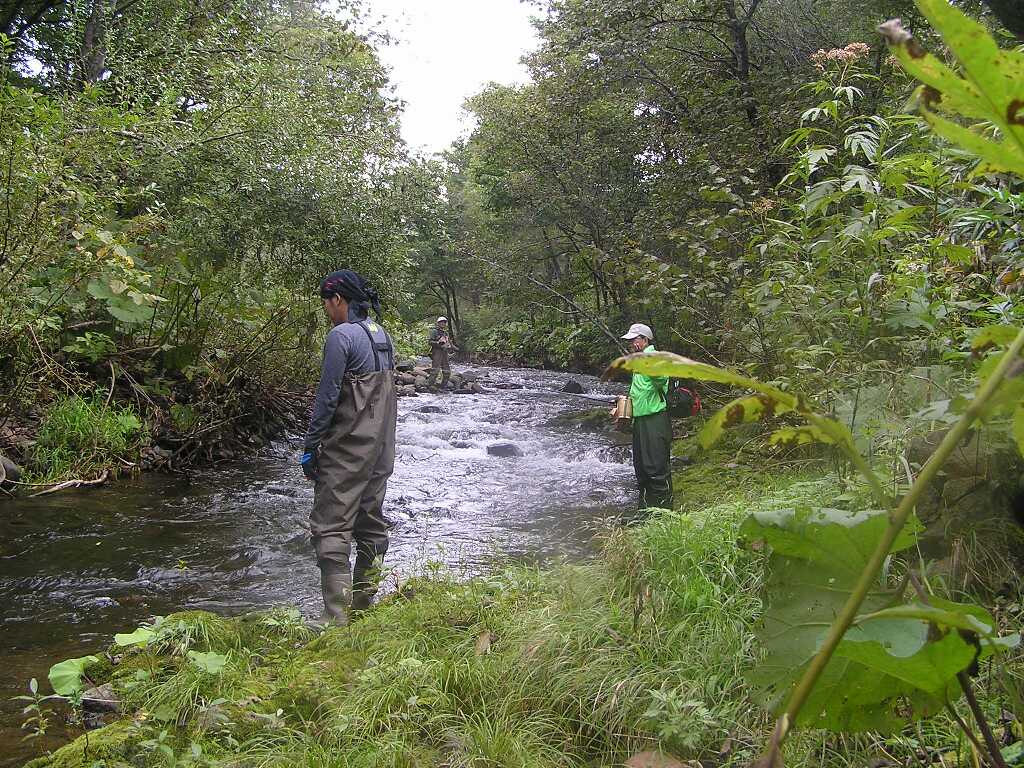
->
xmin=48 ymin=655 xmax=100 ymax=696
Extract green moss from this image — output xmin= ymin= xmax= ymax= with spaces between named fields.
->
xmin=23 ymin=721 xmax=135 ymax=768
xmin=548 ymin=407 xmax=618 ymax=433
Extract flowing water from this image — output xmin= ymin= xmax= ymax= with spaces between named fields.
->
xmin=0 ymin=367 xmax=633 ymax=765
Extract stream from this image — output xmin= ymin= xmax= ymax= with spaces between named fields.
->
xmin=0 ymin=366 xmax=633 ymax=766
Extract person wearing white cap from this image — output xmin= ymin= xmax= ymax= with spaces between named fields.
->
xmin=427 ymin=316 xmax=456 ymax=388
xmin=620 ymin=322 xmax=673 ymax=513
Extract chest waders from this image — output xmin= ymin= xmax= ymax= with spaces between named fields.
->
xmin=311 ymin=321 xmax=397 ymax=624
xmin=428 ymin=330 xmax=451 ymax=387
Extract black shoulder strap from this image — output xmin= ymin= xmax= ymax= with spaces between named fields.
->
xmin=355 ymin=321 xmax=394 ymax=372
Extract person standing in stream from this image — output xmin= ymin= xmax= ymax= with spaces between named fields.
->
xmin=427 ymin=316 xmax=455 ymax=388
xmin=299 ymin=269 xmax=398 ymax=625
xmin=621 ymin=322 xmax=673 ymax=513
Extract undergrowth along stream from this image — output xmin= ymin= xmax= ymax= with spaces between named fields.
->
xmin=22 ymin=448 xmax=1024 ymax=768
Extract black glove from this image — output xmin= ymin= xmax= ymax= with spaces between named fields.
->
xmin=300 ymin=450 xmax=319 ymax=481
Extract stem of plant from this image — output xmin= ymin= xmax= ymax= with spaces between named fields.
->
xmin=945 ymin=701 xmax=989 ymax=761
xmin=958 ymin=671 xmax=1008 ymax=768
xmin=808 ymin=410 xmax=891 ymax=508
xmin=766 ymin=327 xmax=1024 ymax=754
xmin=908 ymin=573 xmax=1004 ymax=768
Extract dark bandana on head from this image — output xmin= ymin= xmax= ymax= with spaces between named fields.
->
xmin=319 ymin=269 xmax=383 ymax=320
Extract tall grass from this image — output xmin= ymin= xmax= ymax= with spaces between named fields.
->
xmin=31 ymin=395 xmax=145 ymax=481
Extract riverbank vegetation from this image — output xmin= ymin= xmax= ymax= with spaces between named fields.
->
xmin=23 ymin=446 xmax=1024 ymax=767
xmin=0 ymin=0 xmax=412 ymax=486
xmin=413 ymin=0 xmax=1024 ymax=380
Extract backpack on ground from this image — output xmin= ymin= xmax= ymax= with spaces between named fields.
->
xmin=666 ymin=379 xmax=701 ymax=418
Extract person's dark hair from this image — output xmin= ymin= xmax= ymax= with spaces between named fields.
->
xmin=319 ymin=269 xmax=382 ymax=320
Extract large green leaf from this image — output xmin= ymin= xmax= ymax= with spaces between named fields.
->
xmin=769 ymin=425 xmax=836 ymax=448
xmin=914 ymin=0 xmax=1024 ymax=144
xmin=742 ymin=505 xmax=920 ymax=571
xmin=858 ymin=598 xmax=1021 ymax=660
xmin=187 ymin=650 xmax=228 ymax=675
xmin=48 ymin=655 xmax=100 ymax=696
xmin=114 ymin=626 xmax=156 ymax=647
xmin=106 ymin=297 xmax=155 ymax=324
xmin=700 ymin=394 xmax=795 ymax=448
xmin=608 ymin=351 xmax=798 ymax=407
xmin=745 ymin=502 xmax=1017 ymax=731
xmin=741 ymin=507 xmax=961 ymax=732
xmin=920 ymin=107 xmax=1024 ymax=176
xmin=972 ymin=325 xmax=1021 ymax=352
xmin=881 ymin=1 xmax=1024 ymax=175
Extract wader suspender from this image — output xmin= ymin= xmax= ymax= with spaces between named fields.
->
xmin=355 ymin=321 xmax=394 ymax=372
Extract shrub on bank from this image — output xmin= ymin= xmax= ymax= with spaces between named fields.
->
xmin=31 ymin=395 xmax=146 ymax=483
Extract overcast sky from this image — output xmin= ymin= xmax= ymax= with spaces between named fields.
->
xmin=370 ymin=1 xmax=539 ymax=154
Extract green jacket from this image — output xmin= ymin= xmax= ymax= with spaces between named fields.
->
xmin=629 ymin=345 xmax=668 ymax=417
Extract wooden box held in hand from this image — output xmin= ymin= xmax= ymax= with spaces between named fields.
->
xmin=613 ymin=395 xmax=632 ymax=420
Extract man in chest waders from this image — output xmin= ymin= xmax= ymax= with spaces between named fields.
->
xmin=299 ymin=270 xmax=398 ymax=625
xmin=427 ymin=317 xmax=454 ymax=388
xmin=621 ymin=323 xmax=673 ymax=515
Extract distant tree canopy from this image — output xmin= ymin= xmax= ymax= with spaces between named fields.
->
xmin=397 ymin=0 xmax=1024 ymax=380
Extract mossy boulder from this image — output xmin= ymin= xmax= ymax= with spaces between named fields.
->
xmin=24 ymin=721 xmax=136 ymax=768
xmin=549 ymin=406 xmax=616 ymax=433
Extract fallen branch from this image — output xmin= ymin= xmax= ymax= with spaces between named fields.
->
xmin=29 ymin=470 xmax=110 ymax=497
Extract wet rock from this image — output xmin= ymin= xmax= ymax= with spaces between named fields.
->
xmin=0 ymin=453 xmax=22 ymax=485
xmin=414 ymin=376 xmax=428 ymax=388
xmin=489 ymin=382 xmax=524 ymax=390
xmin=450 ymin=440 xmax=474 ymax=449
xmin=415 ymin=405 xmax=445 ymax=414
xmin=412 ymin=366 xmax=430 ymax=378
xmin=560 ymin=379 xmax=586 ymax=394
xmin=453 ymin=388 xmax=476 ymax=395
xmin=397 ymin=372 xmax=416 ymax=385
xmin=550 ymin=407 xmax=620 ymax=435
xmin=82 ymin=683 xmax=120 ymax=714
xmin=396 ymin=360 xmax=416 ymax=373
xmin=487 ymin=442 xmax=523 ymax=458
xmin=89 ymin=597 xmax=119 ymax=608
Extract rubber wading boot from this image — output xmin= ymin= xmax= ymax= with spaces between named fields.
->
xmin=319 ymin=561 xmax=352 ymax=626
xmin=351 ymin=589 xmax=373 ymax=613
xmin=351 ymin=551 xmax=381 ymax=614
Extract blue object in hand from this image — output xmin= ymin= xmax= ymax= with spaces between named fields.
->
xmin=300 ymin=451 xmax=318 ymax=481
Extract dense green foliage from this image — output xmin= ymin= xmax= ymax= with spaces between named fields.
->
xmin=408 ymin=0 xmax=1023 ymax=386
xmin=603 ymin=5 xmax=1024 ymax=761
xmin=0 ymin=0 xmax=411 ymax=481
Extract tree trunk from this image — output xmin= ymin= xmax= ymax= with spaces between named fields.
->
xmin=723 ymin=0 xmax=758 ymax=127
xmin=79 ymin=0 xmax=110 ymax=85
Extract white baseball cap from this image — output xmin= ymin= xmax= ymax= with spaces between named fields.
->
xmin=437 ymin=316 xmax=448 ymax=323
xmin=621 ymin=322 xmax=653 ymax=340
